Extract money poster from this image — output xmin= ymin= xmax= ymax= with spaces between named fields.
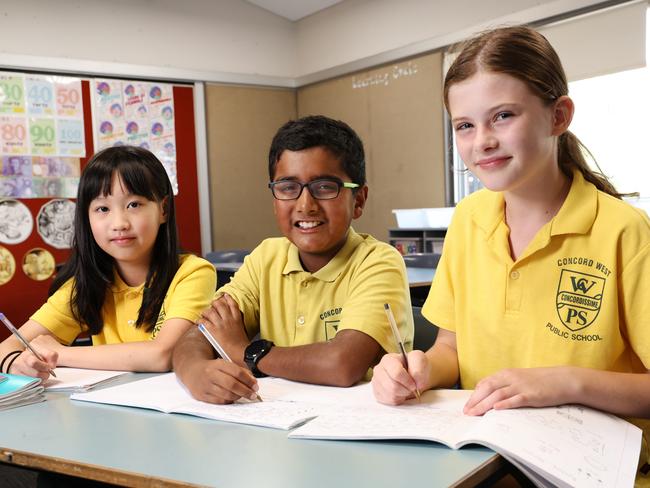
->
xmin=0 ymin=72 xmax=85 ymax=198
xmin=93 ymin=78 xmax=178 ymax=194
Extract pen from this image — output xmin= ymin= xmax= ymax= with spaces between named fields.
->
xmin=197 ymin=323 xmax=263 ymax=402
xmin=0 ymin=312 xmax=57 ymax=378
xmin=383 ymin=303 xmax=420 ymax=400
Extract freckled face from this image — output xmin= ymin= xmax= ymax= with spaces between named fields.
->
xmin=271 ymin=147 xmax=367 ymax=272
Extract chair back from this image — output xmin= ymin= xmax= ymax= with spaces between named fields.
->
xmin=205 ymin=249 xmax=250 ymax=264
xmin=412 ymin=306 xmax=438 ymax=351
xmin=403 ymin=253 xmax=440 ymax=269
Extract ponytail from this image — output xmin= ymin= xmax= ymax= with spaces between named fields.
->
xmin=558 ymin=131 xmax=622 ymax=199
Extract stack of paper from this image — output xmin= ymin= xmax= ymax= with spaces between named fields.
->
xmin=0 ymin=373 xmax=44 ymax=411
xmin=45 ymin=367 xmax=130 ymax=392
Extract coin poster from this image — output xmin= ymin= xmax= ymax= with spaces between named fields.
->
xmin=36 ymin=199 xmax=75 ymax=249
xmin=93 ymin=79 xmax=178 ymax=194
xmin=22 ymin=247 xmax=56 ymax=281
xmin=0 ymin=199 xmax=33 ymax=245
xmin=0 ymin=245 xmax=16 ymax=285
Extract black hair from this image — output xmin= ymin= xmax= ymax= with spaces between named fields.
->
xmin=268 ymin=115 xmax=366 ymax=185
xmin=50 ymin=146 xmax=180 ymax=334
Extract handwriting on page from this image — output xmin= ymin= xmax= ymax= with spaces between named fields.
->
xmin=482 ymin=405 xmax=628 ymax=487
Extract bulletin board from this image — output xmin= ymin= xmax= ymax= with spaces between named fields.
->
xmin=0 ymin=76 xmax=202 ymax=339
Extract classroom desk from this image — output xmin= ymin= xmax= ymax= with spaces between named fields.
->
xmin=214 ymin=263 xmax=434 ymax=288
xmin=406 ymin=266 xmax=435 ymax=288
xmin=0 ymin=375 xmax=504 ymax=488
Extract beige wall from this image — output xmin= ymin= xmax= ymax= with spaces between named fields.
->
xmin=297 ymin=52 xmax=446 ymax=241
xmin=206 ymin=84 xmax=297 ymax=250
xmin=206 ymin=51 xmax=445 ymax=249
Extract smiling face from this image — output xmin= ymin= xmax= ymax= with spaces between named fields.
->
xmin=88 ymin=172 xmax=167 ymax=283
xmin=448 ymin=71 xmax=565 ymax=196
xmin=271 ymin=147 xmax=367 ymax=273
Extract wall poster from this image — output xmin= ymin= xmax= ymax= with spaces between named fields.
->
xmin=0 ymin=71 xmax=84 ymax=199
xmin=93 ymin=79 xmax=178 ymax=194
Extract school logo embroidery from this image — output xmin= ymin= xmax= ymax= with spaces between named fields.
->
xmin=556 ymin=269 xmax=605 ymax=331
xmin=152 ymin=305 xmax=166 ymax=339
xmin=324 ymin=320 xmax=339 ymax=341
xmin=320 ymin=307 xmax=342 ymax=340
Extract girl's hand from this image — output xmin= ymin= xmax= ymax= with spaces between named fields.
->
xmin=463 ymin=366 xmax=578 ymax=416
xmin=199 ymin=294 xmax=249 ymax=365
xmin=372 ymin=350 xmax=431 ymax=405
xmin=9 ymin=336 xmax=59 ymax=380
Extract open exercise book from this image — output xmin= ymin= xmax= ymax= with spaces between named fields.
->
xmin=0 ymin=373 xmax=44 ymax=411
xmin=45 ymin=367 xmax=130 ymax=392
xmin=71 ymin=373 xmax=323 ymax=430
xmin=71 ymin=374 xmax=641 ymax=488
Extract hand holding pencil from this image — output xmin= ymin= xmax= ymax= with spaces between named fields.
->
xmin=197 ymin=323 xmax=263 ymax=402
xmin=371 ymin=304 xmax=429 ymax=405
xmin=0 ymin=313 xmax=57 ymax=378
xmin=384 ymin=303 xmax=421 ymax=400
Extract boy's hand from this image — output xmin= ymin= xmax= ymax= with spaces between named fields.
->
xmin=463 ymin=366 xmax=577 ymax=416
xmin=180 ymin=357 xmax=260 ymax=404
xmin=372 ymin=350 xmax=431 ymax=405
xmin=9 ymin=336 xmax=59 ymax=380
xmin=200 ymin=294 xmax=249 ymax=366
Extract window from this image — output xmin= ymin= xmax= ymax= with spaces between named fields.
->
xmin=569 ymin=10 xmax=650 ymax=200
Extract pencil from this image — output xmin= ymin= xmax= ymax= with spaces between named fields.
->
xmin=383 ymin=303 xmax=420 ymax=400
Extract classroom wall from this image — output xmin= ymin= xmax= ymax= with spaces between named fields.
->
xmin=205 ymin=51 xmax=444 ymax=248
xmin=295 ymin=0 xmax=613 ymax=80
xmin=205 ymin=84 xmax=297 ymax=250
xmin=0 ymin=0 xmax=296 ymax=81
xmin=297 ymin=52 xmax=445 ymax=242
xmin=0 ymin=0 xmax=614 ymax=84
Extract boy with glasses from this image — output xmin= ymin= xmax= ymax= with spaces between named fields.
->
xmin=173 ymin=115 xmax=413 ymax=403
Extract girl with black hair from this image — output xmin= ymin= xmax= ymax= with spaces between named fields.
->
xmin=0 ymin=146 xmax=215 ymax=378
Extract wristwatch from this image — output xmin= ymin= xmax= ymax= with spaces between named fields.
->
xmin=244 ymin=339 xmax=274 ymax=378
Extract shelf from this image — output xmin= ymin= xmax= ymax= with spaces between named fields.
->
xmin=389 ymin=228 xmax=446 ymax=255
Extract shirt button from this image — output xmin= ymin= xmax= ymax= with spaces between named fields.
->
xmin=510 ymin=270 xmax=520 ymax=280
xmin=297 ymin=316 xmax=305 ymax=325
xmin=301 ymin=281 xmax=309 ymax=288
xmin=128 ymin=319 xmax=135 ymax=326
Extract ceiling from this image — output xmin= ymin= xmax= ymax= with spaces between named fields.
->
xmin=244 ymin=0 xmax=345 ymax=21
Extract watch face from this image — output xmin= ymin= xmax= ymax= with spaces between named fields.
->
xmin=245 ymin=340 xmax=273 ymax=378
xmin=247 ymin=341 xmax=265 ymax=359
xmin=247 ymin=340 xmax=272 ymax=360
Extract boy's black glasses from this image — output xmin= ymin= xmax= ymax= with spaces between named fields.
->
xmin=268 ymin=178 xmax=360 ymax=200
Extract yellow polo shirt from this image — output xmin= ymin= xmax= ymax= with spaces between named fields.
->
xmin=32 ymin=254 xmax=216 ymax=345
xmin=423 ymin=170 xmax=650 ymax=481
xmin=218 ymin=228 xmax=413 ymax=354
